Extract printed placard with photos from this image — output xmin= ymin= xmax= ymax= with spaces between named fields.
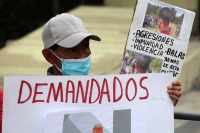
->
xmin=121 ymin=0 xmax=195 ymax=80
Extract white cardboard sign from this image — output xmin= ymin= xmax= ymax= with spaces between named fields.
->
xmin=121 ymin=0 xmax=195 ymax=80
xmin=3 ymin=73 xmax=173 ymax=133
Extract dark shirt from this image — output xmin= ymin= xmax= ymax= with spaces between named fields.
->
xmin=47 ymin=66 xmax=53 ymax=75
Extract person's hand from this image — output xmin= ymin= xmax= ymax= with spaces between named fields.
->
xmin=167 ymin=80 xmax=181 ymax=106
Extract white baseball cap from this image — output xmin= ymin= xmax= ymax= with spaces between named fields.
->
xmin=42 ymin=13 xmax=101 ymax=48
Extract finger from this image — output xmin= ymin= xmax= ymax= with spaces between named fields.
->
xmin=167 ymin=85 xmax=181 ymax=91
xmin=168 ymin=89 xmax=181 ymax=98
xmin=169 ymin=94 xmax=179 ymax=106
xmin=172 ymin=80 xmax=181 ymax=86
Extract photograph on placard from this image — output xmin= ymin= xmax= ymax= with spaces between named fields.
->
xmin=120 ymin=50 xmax=163 ymax=74
xmin=142 ymin=0 xmax=185 ymax=38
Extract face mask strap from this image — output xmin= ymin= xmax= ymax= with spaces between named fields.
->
xmin=54 ymin=64 xmax=64 ymax=75
xmin=49 ymin=49 xmax=61 ymax=60
xmin=49 ymin=49 xmax=64 ymax=74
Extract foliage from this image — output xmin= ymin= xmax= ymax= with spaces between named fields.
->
xmin=150 ymin=58 xmax=162 ymax=72
xmin=146 ymin=3 xmax=160 ymax=16
xmin=175 ymin=13 xmax=184 ymax=25
xmin=128 ymin=51 xmax=136 ymax=59
xmin=170 ymin=7 xmax=177 ymax=23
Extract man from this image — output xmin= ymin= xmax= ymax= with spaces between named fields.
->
xmin=134 ymin=54 xmax=152 ymax=74
xmin=0 ymin=13 xmax=181 ymax=132
xmin=158 ymin=7 xmax=172 ymax=35
xmin=42 ymin=13 xmax=100 ymax=75
xmin=122 ymin=51 xmax=129 ymax=70
xmin=41 ymin=13 xmax=181 ymax=106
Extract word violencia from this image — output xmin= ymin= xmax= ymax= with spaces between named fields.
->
xmin=133 ymin=43 xmax=163 ymax=57
xmin=135 ymin=30 xmax=174 ymax=46
xmin=18 ymin=76 xmax=149 ymax=104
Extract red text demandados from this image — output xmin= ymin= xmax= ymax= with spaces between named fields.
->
xmin=18 ymin=76 xmax=149 ymax=104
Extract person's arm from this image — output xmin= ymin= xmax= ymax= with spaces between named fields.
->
xmin=0 ymin=89 xmax=3 ymax=133
xmin=167 ymin=81 xmax=181 ymax=106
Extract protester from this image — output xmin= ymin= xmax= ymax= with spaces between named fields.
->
xmin=158 ymin=7 xmax=172 ymax=35
xmin=121 ymin=51 xmax=129 ymax=70
xmin=134 ymin=54 xmax=152 ymax=73
xmin=0 ymin=13 xmax=181 ymax=132
xmin=42 ymin=13 xmax=181 ymax=105
xmin=176 ymin=25 xmax=181 ymax=37
xmin=41 ymin=13 xmax=100 ymax=75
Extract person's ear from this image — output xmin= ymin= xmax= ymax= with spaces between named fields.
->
xmin=42 ymin=49 xmax=54 ymax=64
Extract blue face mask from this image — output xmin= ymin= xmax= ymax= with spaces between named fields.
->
xmin=50 ymin=50 xmax=91 ymax=75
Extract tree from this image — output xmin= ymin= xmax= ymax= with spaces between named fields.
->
xmin=150 ymin=59 xmax=162 ymax=72
xmin=170 ymin=7 xmax=177 ymax=23
xmin=176 ymin=13 xmax=184 ymax=25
